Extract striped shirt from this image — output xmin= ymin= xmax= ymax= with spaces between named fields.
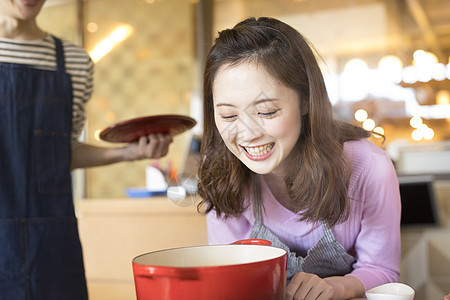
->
xmin=0 ymin=34 xmax=94 ymax=147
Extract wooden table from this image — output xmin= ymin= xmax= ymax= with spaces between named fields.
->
xmin=76 ymin=197 xmax=208 ymax=300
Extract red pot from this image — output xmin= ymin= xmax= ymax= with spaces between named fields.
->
xmin=132 ymin=239 xmax=287 ymax=300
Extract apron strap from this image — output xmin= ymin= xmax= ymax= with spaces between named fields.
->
xmin=52 ymin=36 xmax=66 ymax=74
xmin=321 ymin=222 xmax=336 ymax=243
xmin=251 ymin=175 xmax=264 ymax=228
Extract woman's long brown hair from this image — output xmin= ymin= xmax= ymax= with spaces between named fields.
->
xmin=197 ymin=17 xmax=370 ymax=226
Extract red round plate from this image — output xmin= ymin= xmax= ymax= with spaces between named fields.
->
xmin=99 ymin=114 xmax=197 ymax=143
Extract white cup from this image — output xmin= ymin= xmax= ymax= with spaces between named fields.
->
xmin=366 ymin=283 xmax=415 ymax=300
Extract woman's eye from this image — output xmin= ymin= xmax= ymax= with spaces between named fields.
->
xmin=221 ymin=115 xmax=237 ymax=121
xmin=258 ymin=110 xmax=278 ymax=118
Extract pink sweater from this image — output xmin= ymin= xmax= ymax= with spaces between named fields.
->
xmin=207 ymin=139 xmax=401 ymax=291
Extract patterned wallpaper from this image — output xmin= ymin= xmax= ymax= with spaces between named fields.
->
xmin=39 ymin=0 xmax=199 ymax=199
xmin=83 ymin=0 xmax=198 ymax=198
xmin=38 ymin=2 xmax=80 ymax=43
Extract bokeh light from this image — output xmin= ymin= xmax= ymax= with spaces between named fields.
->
xmin=409 ymin=116 xmax=423 ymax=128
xmin=362 ymin=118 xmax=376 ymax=131
xmin=354 ymin=109 xmax=368 ymax=122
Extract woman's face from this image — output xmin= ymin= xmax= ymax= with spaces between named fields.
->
xmin=213 ymin=62 xmax=302 ymax=176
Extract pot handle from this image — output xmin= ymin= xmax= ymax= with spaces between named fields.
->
xmin=133 ymin=264 xmax=200 ymax=280
xmin=231 ymin=239 xmax=272 ymax=246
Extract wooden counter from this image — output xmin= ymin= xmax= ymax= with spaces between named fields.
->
xmin=76 ymin=197 xmax=208 ymax=300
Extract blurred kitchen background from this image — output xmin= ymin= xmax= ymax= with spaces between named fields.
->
xmin=38 ymin=0 xmax=450 ymax=299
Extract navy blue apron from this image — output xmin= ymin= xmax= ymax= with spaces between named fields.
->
xmin=0 ymin=36 xmax=88 ymax=300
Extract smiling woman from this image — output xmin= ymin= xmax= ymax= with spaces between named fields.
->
xmin=197 ymin=17 xmax=401 ymax=300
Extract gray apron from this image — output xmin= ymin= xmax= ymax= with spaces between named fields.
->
xmin=249 ymin=197 xmax=356 ymax=280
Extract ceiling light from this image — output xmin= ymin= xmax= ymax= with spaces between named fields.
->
xmin=90 ymin=24 xmax=134 ymax=63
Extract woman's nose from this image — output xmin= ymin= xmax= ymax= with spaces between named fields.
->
xmin=237 ymin=115 xmax=265 ymax=142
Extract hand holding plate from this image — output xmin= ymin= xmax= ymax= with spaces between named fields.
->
xmin=122 ymin=134 xmax=173 ymax=161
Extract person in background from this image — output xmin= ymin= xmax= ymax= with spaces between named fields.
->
xmin=197 ymin=17 xmax=401 ymax=300
xmin=0 ymin=0 xmax=172 ymax=299
xmin=444 ymin=292 xmax=450 ymax=300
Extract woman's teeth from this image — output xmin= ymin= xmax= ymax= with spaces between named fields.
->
xmin=244 ymin=144 xmax=273 ymax=156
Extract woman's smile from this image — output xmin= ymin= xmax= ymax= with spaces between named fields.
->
xmin=241 ymin=143 xmax=275 ymax=161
